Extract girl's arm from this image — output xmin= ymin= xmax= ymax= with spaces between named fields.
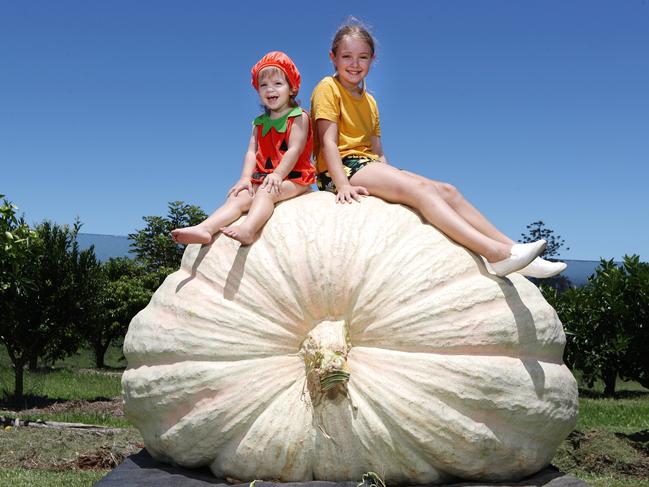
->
xmin=371 ymin=135 xmax=390 ymax=165
xmin=259 ymin=112 xmax=309 ymax=194
xmin=228 ymin=127 xmax=258 ymax=197
xmin=317 ymin=119 xmax=369 ymax=203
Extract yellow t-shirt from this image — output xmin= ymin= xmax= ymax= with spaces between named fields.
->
xmin=310 ymin=76 xmax=381 ymax=174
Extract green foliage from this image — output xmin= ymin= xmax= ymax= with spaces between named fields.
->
xmin=617 ymin=256 xmax=649 ymax=390
xmin=82 ymin=258 xmax=168 ymax=368
xmin=543 ymin=255 xmax=649 ymax=396
xmin=128 ymin=200 xmax=206 ymax=271
xmin=0 ymin=195 xmax=38 ymax=294
xmin=520 ymin=220 xmax=569 ymax=258
xmin=0 ymin=203 xmax=101 ymax=403
xmin=1 ymin=195 xmax=182 ymax=382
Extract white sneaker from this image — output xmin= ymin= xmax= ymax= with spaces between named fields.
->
xmin=488 ymin=240 xmax=547 ymax=277
xmin=517 ymin=257 xmax=567 ymax=278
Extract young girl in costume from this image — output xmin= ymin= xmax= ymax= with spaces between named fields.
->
xmin=172 ymin=51 xmax=315 ymax=246
xmin=310 ymin=23 xmax=566 ymax=277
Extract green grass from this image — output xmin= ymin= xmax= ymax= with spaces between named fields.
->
xmin=0 ymin=340 xmax=126 ymax=370
xmin=1 ymin=342 xmax=124 ymax=405
xmin=2 ymin=411 xmax=132 ymax=428
xmin=0 ymin=469 xmax=105 ymax=487
xmin=1 ymin=368 xmax=122 ymax=402
xmin=578 ymin=474 xmax=649 ymax=487
xmin=1 ymin=343 xmax=128 ymax=427
xmin=577 ymin=396 xmax=649 ymax=433
xmin=552 ymin=378 xmax=649 ymax=486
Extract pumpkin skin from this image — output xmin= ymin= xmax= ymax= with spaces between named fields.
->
xmin=122 ymin=192 xmax=578 ymax=484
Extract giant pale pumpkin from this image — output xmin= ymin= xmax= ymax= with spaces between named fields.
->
xmin=122 ymin=192 xmax=578 ymax=484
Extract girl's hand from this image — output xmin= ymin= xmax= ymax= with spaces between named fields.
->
xmin=336 ymin=184 xmax=369 ymax=203
xmin=228 ymin=178 xmax=253 ymax=197
xmin=260 ymin=172 xmax=283 ymax=194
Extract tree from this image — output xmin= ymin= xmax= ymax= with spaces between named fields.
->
xmin=520 ymin=220 xmax=569 ymax=259
xmin=129 ymin=201 xmax=206 ymax=271
xmin=543 ymin=255 xmax=649 ymax=396
xmin=521 ymin=220 xmax=572 ymax=289
xmin=617 ymin=255 xmax=649 ymax=389
xmin=0 ymin=215 xmax=99 ymax=404
xmin=82 ymin=258 xmax=167 ymax=368
xmin=0 ymin=196 xmax=38 ymax=401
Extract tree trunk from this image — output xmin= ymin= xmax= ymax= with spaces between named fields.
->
xmin=602 ymin=367 xmax=618 ymax=397
xmin=93 ymin=339 xmax=110 ymax=369
xmin=13 ymin=358 xmax=26 ymax=407
xmin=28 ymin=354 xmax=38 ymax=371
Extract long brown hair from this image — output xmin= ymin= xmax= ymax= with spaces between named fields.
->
xmin=331 ymin=18 xmax=376 ymax=56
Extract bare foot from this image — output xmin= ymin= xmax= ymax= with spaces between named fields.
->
xmin=171 ymin=226 xmax=213 ymax=245
xmin=220 ymin=225 xmax=259 ymax=246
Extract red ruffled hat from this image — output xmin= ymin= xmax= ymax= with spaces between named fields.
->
xmin=251 ymin=51 xmax=301 ymax=94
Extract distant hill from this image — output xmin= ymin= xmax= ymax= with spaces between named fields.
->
xmin=560 ymin=259 xmax=604 ymax=287
xmin=78 ymin=233 xmax=604 ymax=286
xmin=77 ymin=233 xmax=135 ymax=262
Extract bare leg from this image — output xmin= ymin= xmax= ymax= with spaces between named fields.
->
xmin=398 ymin=170 xmax=566 ymax=276
xmin=400 ymin=170 xmax=514 ymax=245
xmin=171 ymin=191 xmax=254 ymax=244
xmin=221 ymin=181 xmax=310 ymax=245
xmin=351 ymin=164 xmax=512 ymax=262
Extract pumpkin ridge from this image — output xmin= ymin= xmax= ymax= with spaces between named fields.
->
xmin=151 ymin=356 xmax=304 ymax=466
xmin=353 ymin=275 xmax=565 ymax=360
xmin=349 ymin=344 xmax=566 ymax=365
xmin=356 ymin=350 xmax=578 ymax=437
xmin=180 ymin=240 xmax=310 ymax=332
xmin=150 ymin=296 xmax=302 ymax=343
xmin=342 ymin=385 xmax=448 ymax=484
xmin=351 ymin=251 xmax=479 ymax=339
xmin=346 ymin=371 xmax=460 ymax=483
xmin=349 ymin=351 xmax=574 ymax=481
xmin=211 ymin=375 xmax=315 ymax=481
xmin=228 ymin=237 xmax=316 ymax=326
xmin=352 ymin=220 xmax=458 ymax=303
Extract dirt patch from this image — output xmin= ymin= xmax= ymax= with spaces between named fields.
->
xmin=554 ymin=429 xmax=649 ymax=480
xmin=0 ymin=425 xmax=142 ymax=470
xmin=68 ymin=445 xmax=128 ymax=470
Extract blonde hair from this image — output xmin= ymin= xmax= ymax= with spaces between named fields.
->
xmin=331 ymin=17 xmax=376 ymax=55
xmin=256 ymin=66 xmax=299 ymax=114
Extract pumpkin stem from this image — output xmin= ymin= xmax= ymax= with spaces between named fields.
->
xmin=300 ymin=320 xmax=351 ymax=399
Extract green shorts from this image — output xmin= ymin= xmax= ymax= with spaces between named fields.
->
xmin=316 ymin=156 xmax=378 ymax=193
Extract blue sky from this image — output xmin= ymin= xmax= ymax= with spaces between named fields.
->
xmin=2 ymin=0 xmax=648 ymax=261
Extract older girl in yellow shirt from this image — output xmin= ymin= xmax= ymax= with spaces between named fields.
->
xmin=310 ymin=22 xmax=565 ymax=278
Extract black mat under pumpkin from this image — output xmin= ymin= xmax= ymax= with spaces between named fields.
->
xmin=93 ymin=449 xmax=590 ymax=487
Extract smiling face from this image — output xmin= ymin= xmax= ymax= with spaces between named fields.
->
xmin=257 ymin=67 xmax=293 ymax=117
xmin=330 ymin=35 xmax=375 ymax=93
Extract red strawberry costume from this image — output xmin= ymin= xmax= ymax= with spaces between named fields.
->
xmin=251 ymin=106 xmax=315 ymax=186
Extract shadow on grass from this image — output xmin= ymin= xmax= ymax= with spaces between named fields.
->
xmin=615 ymin=429 xmax=649 ymax=454
xmin=578 ymin=388 xmax=649 ymax=399
xmin=0 ymin=393 xmax=115 ymax=411
xmin=27 ymin=364 xmax=126 ymax=374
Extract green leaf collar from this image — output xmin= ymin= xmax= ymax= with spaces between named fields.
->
xmin=253 ymin=107 xmax=302 ymax=136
